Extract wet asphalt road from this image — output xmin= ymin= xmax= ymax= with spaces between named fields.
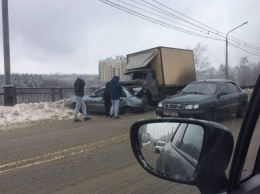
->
xmin=0 ymin=111 xmax=244 ymax=194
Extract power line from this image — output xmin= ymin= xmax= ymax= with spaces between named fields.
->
xmin=100 ymin=0 xmax=225 ymax=41
xmin=118 ymin=0 xmax=209 ymax=35
xmin=101 ymin=0 xmax=260 ymax=57
xmin=229 ymin=43 xmax=260 ymax=56
xmin=151 ymin=0 xmax=260 ymax=50
xmin=130 ymin=0 xmax=260 ymax=51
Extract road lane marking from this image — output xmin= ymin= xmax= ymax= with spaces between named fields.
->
xmin=0 ymin=134 xmax=129 ymax=175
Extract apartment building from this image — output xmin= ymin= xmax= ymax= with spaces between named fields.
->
xmin=99 ymin=55 xmax=127 ymax=81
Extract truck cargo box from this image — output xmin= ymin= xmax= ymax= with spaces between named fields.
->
xmin=126 ymin=47 xmax=196 ymax=87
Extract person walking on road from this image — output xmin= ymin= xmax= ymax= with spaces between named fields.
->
xmin=109 ymin=76 xmax=122 ymax=119
xmin=103 ymin=81 xmax=111 ymax=117
xmin=73 ymin=75 xmax=91 ymax=122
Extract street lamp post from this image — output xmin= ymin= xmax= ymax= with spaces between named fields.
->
xmin=2 ymin=0 xmax=11 ymax=85
xmin=225 ymin=22 xmax=248 ymax=79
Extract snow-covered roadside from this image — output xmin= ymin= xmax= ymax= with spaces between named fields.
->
xmin=0 ymin=89 xmax=254 ymax=131
xmin=0 ymin=99 xmax=74 ymax=131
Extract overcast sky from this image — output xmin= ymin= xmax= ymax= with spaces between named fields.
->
xmin=0 ymin=0 xmax=259 ymax=75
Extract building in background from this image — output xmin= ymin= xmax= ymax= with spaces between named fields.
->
xmin=99 ymin=56 xmax=127 ymax=81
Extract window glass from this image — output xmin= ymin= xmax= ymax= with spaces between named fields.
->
xmin=179 ymin=124 xmax=204 ymax=161
xmin=227 ymin=82 xmax=241 ymax=94
xmin=132 ymin=72 xmax=147 ymax=80
xmin=219 ymin=83 xmax=229 ymax=94
xmin=95 ymin=89 xmax=104 ymax=97
xmin=182 ymin=82 xmax=217 ymax=94
xmin=171 ymin=123 xmax=187 ymax=148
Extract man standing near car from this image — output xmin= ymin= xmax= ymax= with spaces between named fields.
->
xmin=74 ymin=75 xmax=91 ymax=122
xmin=109 ymin=76 xmax=122 ymax=119
xmin=103 ymin=81 xmax=111 ymax=117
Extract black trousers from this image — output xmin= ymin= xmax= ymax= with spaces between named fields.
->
xmin=104 ymin=98 xmax=111 ymax=116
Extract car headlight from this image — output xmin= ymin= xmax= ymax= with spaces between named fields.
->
xmin=158 ymin=102 xmax=163 ymax=108
xmin=185 ymin=104 xmax=199 ymax=110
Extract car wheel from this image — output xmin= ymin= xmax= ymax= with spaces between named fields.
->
xmin=121 ymin=106 xmax=131 ymax=114
xmin=236 ymin=103 xmax=246 ymax=118
xmin=207 ymin=108 xmax=217 ymax=121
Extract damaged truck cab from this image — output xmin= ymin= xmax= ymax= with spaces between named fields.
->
xmin=120 ymin=47 xmax=196 ymax=106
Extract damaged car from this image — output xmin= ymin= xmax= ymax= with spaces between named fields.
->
xmin=67 ymin=86 xmax=148 ymax=114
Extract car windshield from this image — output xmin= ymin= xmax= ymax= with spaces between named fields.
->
xmin=157 ymin=142 xmax=166 ymax=147
xmin=124 ymin=72 xmax=148 ymax=80
xmin=182 ymin=82 xmax=217 ymax=95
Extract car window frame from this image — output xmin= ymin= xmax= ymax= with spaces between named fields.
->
xmin=227 ymin=82 xmax=241 ymax=94
xmin=171 ymin=123 xmax=187 ymax=148
xmin=179 ymin=124 xmax=204 ymax=162
xmin=219 ymin=82 xmax=230 ymax=95
xmin=170 ymin=123 xmax=199 ymax=168
xmin=228 ymin=74 xmax=260 ymax=192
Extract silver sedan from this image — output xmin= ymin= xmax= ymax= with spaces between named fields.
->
xmin=67 ymin=87 xmax=148 ymax=114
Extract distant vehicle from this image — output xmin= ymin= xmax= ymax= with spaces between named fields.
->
xmin=154 ymin=141 xmax=166 ymax=154
xmin=67 ymin=87 xmax=148 ymax=114
xmin=156 ymin=79 xmax=248 ymax=121
xmin=120 ymin=46 xmax=196 ymax=106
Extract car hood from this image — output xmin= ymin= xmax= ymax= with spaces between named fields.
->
xmin=162 ymin=93 xmax=212 ymax=104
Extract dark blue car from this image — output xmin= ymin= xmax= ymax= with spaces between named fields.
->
xmin=156 ymin=79 xmax=248 ymax=121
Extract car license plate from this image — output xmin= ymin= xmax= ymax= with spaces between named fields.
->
xmin=163 ymin=111 xmax=178 ymax=116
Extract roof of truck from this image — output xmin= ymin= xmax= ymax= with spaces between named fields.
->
xmin=127 ymin=46 xmax=193 ymax=56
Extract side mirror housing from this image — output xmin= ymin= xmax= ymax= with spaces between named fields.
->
xmin=130 ymin=118 xmax=234 ymax=194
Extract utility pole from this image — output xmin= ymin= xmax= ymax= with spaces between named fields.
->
xmin=2 ymin=0 xmax=16 ymax=106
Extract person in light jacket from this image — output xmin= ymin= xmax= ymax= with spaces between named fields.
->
xmin=109 ymin=76 xmax=122 ymax=119
xmin=73 ymin=75 xmax=91 ymax=122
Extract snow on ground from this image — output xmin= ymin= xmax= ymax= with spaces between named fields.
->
xmin=0 ymin=99 xmax=74 ymax=131
xmin=0 ymin=89 xmax=254 ymax=131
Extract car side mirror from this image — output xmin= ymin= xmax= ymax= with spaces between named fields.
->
xmin=130 ymin=118 xmax=234 ymax=194
xmin=89 ymin=94 xmax=97 ymax=97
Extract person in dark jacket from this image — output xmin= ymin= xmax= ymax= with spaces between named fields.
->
xmin=109 ymin=76 xmax=122 ymax=119
xmin=103 ymin=81 xmax=111 ymax=117
xmin=73 ymin=75 xmax=91 ymax=122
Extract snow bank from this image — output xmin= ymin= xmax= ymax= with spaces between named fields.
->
xmin=0 ymin=99 xmax=74 ymax=130
xmin=0 ymin=89 xmax=254 ymax=131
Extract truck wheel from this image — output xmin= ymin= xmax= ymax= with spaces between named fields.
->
xmin=141 ymin=95 xmax=149 ymax=112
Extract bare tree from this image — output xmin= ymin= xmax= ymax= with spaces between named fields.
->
xmin=234 ymin=57 xmax=260 ymax=86
xmin=187 ymin=43 xmax=211 ymax=80
xmin=191 ymin=43 xmax=211 ymax=72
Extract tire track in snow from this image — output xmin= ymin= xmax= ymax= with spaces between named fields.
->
xmin=0 ymin=134 xmax=129 ymax=175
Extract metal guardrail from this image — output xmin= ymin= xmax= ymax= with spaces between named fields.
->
xmin=0 ymin=87 xmax=99 ymax=106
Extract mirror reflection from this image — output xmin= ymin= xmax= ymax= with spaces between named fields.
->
xmin=139 ymin=122 xmax=204 ymax=178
